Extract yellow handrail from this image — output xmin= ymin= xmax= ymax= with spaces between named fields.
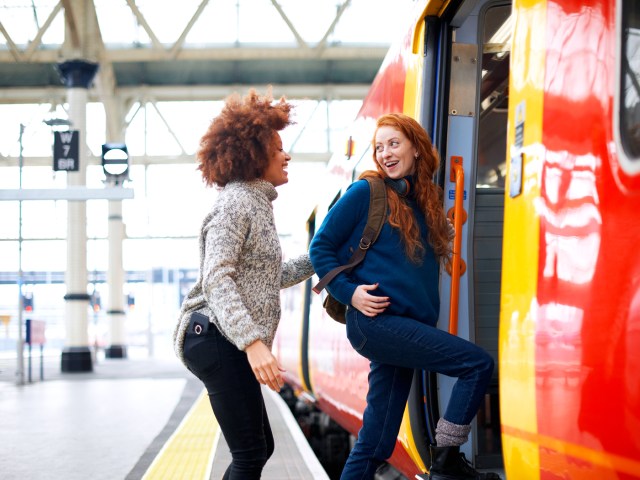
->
xmin=448 ymin=157 xmax=465 ymax=336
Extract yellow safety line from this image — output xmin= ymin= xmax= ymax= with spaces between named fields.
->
xmin=142 ymin=389 xmax=220 ymax=480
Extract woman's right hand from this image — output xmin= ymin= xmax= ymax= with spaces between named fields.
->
xmin=245 ymin=339 xmax=285 ymax=392
xmin=446 ymin=218 xmax=455 ymax=241
xmin=351 ymin=283 xmax=390 ymax=317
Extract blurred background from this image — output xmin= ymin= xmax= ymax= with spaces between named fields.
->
xmin=0 ymin=0 xmax=417 ymax=364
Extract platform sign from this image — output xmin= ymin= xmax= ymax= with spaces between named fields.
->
xmin=25 ymin=319 xmax=46 ymax=382
xmin=25 ymin=319 xmax=46 ymax=345
xmin=53 ymin=130 xmax=79 ymax=171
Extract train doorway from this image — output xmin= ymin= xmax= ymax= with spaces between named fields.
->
xmin=428 ymin=0 xmax=511 ymax=470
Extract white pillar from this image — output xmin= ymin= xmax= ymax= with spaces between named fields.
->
xmin=105 ymin=199 xmax=127 ymax=358
xmin=58 ymin=60 xmax=98 ymax=373
xmin=103 ymin=98 xmax=129 ymax=359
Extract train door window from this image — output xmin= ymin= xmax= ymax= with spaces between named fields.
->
xmin=327 ymin=192 xmax=341 ymax=211
xmin=618 ymin=0 xmax=640 ymax=167
xmin=477 ymin=4 xmax=512 ymax=189
xmin=353 ymin=144 xmax=375 ymax=181
xmin=473 ymin=4 xmax=512 ymax=369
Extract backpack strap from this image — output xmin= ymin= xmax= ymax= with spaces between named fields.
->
xmin=360 ymin=176 xmax=387 ymax=249
xmin=312 ymin=176 xmax=387 ymax=294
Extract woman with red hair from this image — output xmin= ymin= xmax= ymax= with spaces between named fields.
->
xmin=310 ymin=113 xmax=497 ymax=480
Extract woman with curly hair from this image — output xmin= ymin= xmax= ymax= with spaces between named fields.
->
xmin=173 ymin=88 xmax=314 ymax=479
xmin=309 ymin=113 xmax=496 ymax=480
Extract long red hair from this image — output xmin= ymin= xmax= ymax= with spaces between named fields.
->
xmin=362 ymin=113 xmax=451 ymax=264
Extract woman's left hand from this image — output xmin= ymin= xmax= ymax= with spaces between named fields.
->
xmin=351 ymin=283 xmax=390 ymax=317
xmin=245 ymin=339 xmax=286 ymax=392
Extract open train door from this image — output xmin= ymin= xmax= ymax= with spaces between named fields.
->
xmin=408 ymin=0 xmax=512 ymax=471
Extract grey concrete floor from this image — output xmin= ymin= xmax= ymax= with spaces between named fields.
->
xmin=0 ymin=351 xmax=189 ymax=480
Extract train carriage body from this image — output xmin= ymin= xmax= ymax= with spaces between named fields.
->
xmin=275 ymin=0 xmax=640 ymax=478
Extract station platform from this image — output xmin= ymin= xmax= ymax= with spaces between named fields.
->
xmin=0 ymin=345 xmax=329 ymax=480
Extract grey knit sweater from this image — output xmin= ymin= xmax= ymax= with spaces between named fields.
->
xmin=173 ymin=179 xmax=314 ymax=365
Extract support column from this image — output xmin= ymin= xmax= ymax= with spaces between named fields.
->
xmin=105 ymin=198 xmax=127 ymax=358
xmin=57 ymin=59 xmax=98 ymax=373
xmin=103 ymin=98 xmax=129 ymax=359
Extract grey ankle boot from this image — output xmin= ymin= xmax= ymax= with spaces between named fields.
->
xmin=428 ymin=446 xmax=501 ymax=480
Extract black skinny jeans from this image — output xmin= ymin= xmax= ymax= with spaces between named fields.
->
xmin=183 ymin=315 xmax=274 ymax=479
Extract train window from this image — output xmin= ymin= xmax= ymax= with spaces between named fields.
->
xmin=476 ymin=4 xmax=512 ymax=189
xmin=327 ymin=192 xmax=341 ymax=211
xmin=619 ymin=0 xmax=640 ymax=164
xmin=353 ymin=144 xmax=375 ymax=181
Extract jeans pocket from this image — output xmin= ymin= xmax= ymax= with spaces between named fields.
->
xmin=184 ymin=331 xmax=221 ymax=378
xmin=346 ymin=309 xmax=367 ymax=352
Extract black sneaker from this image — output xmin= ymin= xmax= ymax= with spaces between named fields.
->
xmin=429 ymin=445 xmax=501 ymax=480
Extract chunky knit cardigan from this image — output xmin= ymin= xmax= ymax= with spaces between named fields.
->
xmin=173 ymin=179 xmax=314 ymax=365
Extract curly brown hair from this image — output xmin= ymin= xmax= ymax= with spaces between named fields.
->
xmin=363 ymin=113 xmax=452 ymax=265
xmin=197 ymin=88 xmax=294 ymax=187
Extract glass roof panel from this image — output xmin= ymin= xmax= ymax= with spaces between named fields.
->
xmin=1 ymin=0 xmax=61 ymax=45
xmin=183 ymin=1 xmax=242 ymax=45
xmin=237 ymin=0 xmax=298 ymax=44
xmin=94 ymin=0 xmax=151 ymax=45
xmin=2 ymin=0 xmax=418 ymax=48
xmin=39 ymin=8 xmax=64 ymax=44
xmin=134 ymin=0 xmax=206 ymax=44
xmin=333 ymin=0 xmax=417 ymax=43
xmin=271 ymin=0 xmax=345 ymax=44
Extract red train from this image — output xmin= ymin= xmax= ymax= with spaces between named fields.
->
xmin=275 ymin=0 xmax=640 ymax=478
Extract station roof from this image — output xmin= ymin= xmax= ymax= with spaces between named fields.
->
xmin=0 ymin=0 xmax=417 ymax=103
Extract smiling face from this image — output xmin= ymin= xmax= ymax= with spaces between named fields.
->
xmin=374 ymin=125 xmax=417 ymax=179
xmin=261 ymin=132 xmax=291 ymax=187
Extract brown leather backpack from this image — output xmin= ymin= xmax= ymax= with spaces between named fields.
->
xmin=312 ymin=176 xmax=387 ymax=324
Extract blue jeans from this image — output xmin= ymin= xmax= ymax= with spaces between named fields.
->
xmin=340 ymin=308 xmax=494 ymax=480
xmin=183 ymin=315 xmax=274 ymax=480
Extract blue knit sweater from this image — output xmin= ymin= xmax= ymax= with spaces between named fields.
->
xmin=309 ymin=178 xmax=440 ymax=325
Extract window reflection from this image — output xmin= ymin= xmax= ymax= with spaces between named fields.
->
xmin=620 ymin=0 xmax=640 ymax=160
xmin=477 ymin=4 xmax=512 ymax=189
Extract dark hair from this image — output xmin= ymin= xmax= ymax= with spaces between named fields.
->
xmin=197 ymin=88 xmax=294 ymax=187
xmin=366 ymin=113 xmax=451 ymax=264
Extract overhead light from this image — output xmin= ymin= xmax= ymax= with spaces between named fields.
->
xmin=101 ymin=143 xmax=129 ymax=184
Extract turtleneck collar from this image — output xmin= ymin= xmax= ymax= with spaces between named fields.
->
xmin=404 ymin=175 xmax=417 ymax=199
xmin=230 ymin=179 xmax=278 ymax=202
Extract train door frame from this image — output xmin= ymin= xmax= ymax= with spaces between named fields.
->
xmin=300 ymin=210 xmax=317 ymax=393
xmin=436 ymin=2 xmax=481 ymax=460
xmin=470 ymin=1 xmax=511 ymax=468
xmin=406 ymin=7 xmax=456 ymax=463
xmin=421 ymin=0 xmax=511 ymax=466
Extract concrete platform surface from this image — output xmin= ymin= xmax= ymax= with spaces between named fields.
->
xmin=0 ymin=347 xmax=329 ymax=480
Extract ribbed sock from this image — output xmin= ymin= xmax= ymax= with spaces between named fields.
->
xmin=435 ymin=418 xmax=471 ymax=447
